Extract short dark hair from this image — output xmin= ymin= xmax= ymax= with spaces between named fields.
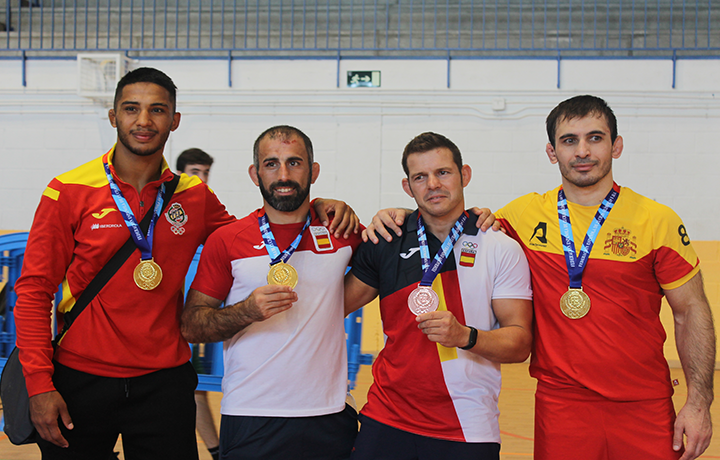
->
xmin=113 ymin=67 xmax=177 ymax=111
xmin=253 ymin=125 xmax=314 ymax=169
xmin=402 ymin=132 xmax=463 ymax=177
xmin=546 ymin=95 xmax=618 ymax=148
xmin=176 ymin=148 xmax=214 ymax=172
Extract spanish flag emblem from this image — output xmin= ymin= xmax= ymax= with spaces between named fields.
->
xmin=459 ymin=250 xmax=476 ymax=267
xmin=310 ymin=226 xmax=334 ymax=251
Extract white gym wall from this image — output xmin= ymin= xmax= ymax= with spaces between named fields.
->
xmin=0 ymin=57 xmax=718 ymax=240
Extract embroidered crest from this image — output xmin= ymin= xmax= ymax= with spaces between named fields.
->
xmin=459 ymin=241 xmax=477 ymax=267
xmin=603 ymin=227 xmax=637 ymax=258
xmin=165 ymin=203 xmax=188 ymax=235
xmin=310 ymin=226 xmax=333 ymax=251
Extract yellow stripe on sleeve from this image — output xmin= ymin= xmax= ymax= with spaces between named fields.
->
xmin=57 ymin=278 xmax=77 ymax=314
xmin=42 ymin=186 xmax=60 ymax=201
xmin=55 ymin=280 xmax=78 ymax=346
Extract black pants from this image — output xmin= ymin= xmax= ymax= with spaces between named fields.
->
xmin=219 ymin=403 xmax=358 ymax=460
xmin=38 ymin=361 xmax=199 ymax=460
xmin=350 ymin=415 xmax=500 ymax=460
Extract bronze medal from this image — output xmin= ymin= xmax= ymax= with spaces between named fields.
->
xmin=267 ymin=262 xmax=299 ymax=289
xmin=560 ymin=288 xmax=591 ymax=319
xmin=134 ymin=258 xmax=163 ymax=291
xmin=408 ymin=285 xmax=439 ymax=316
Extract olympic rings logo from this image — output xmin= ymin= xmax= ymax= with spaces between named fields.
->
xmin=462 ymin=241 xmax=478 ymax=249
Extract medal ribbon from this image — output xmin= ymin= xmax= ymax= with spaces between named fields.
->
xmin=102 ymin=161 xmax=165 ymax=261
xmin=258 ymin=211 xmax=312 ymax=265
xmin=416 ymin=211 xmax=468 ymax=287
xmin=557 ymin=183 xmax=620 ymax=289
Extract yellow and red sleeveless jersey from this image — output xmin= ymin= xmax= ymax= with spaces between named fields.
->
xmin=497 ymin=185 xmax=699 ymax=401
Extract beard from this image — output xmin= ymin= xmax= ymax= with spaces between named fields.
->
xmin=258 ymin=175 xmax=312 ymax=212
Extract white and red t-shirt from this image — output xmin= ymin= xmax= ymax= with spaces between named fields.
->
xmin=191 ymin=208 xmax=363 ymax=417
xmin=351 ymin=210 xmax=533 ymax=443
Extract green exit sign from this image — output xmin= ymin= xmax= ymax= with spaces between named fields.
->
xmin=347 ymin=71 xmax=381 ymax=88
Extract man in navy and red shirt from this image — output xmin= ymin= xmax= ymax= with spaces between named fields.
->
xmin=345 ymin=132 xmax=533 ymax=460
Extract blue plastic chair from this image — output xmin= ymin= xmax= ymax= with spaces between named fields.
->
xmin=345 ymin=309 xmax=374 ymax=390
xmin=0 ymin=232 xmax=30 ymax=362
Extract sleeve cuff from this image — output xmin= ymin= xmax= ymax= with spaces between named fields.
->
xmin=24 ymin=371 xmax=57 ymax=398
xmin=661 ymin=265 xmax=701 ymax=291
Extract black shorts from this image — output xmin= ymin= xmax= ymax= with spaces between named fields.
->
xmin=38 ymin=360 xmax=199 ymax=460
xmin=350 ymin=415 xmax=500 ymax=460
xmin=219 ymin=403 xmax=358 ymax=460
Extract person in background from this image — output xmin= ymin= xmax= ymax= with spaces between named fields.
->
xmin=176 ymin=148 xmax=213 ymax=184
xmin=177 ymin=146 xmax=220 ymax=460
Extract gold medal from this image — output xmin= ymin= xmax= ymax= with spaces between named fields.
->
xmin=267 ymin=262 xmax=298 ymax=289
xmin=134 ymin=258 xmax=163 ymax=291
xmin=560 ymin=288 xmax=590 ymax=319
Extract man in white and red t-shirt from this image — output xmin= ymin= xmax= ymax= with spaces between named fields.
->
xmin=181 ymin=125 xmax=363 ymax=460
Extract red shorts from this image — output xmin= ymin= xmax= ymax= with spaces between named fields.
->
xmin=534 ymin=384 xmax=682 ymax=460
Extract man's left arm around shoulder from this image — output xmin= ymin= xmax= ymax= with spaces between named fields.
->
xmin=181 ymin=286 xmax=298 ymax=343
xmin=665 ymin=271 xmax=715 ymax=460
xmin=416 ymin=298 xmax=533 ymax=363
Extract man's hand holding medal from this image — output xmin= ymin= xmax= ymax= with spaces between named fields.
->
xmin=241 ymin=284 xmax=298 ymax=323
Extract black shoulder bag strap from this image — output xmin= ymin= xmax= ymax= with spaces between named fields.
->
xmin=55 ymin=173 xmax=180 ymax=341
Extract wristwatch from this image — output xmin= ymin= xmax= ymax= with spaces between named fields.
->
xmin=460 ymin=326 xmax=478 ymax=350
